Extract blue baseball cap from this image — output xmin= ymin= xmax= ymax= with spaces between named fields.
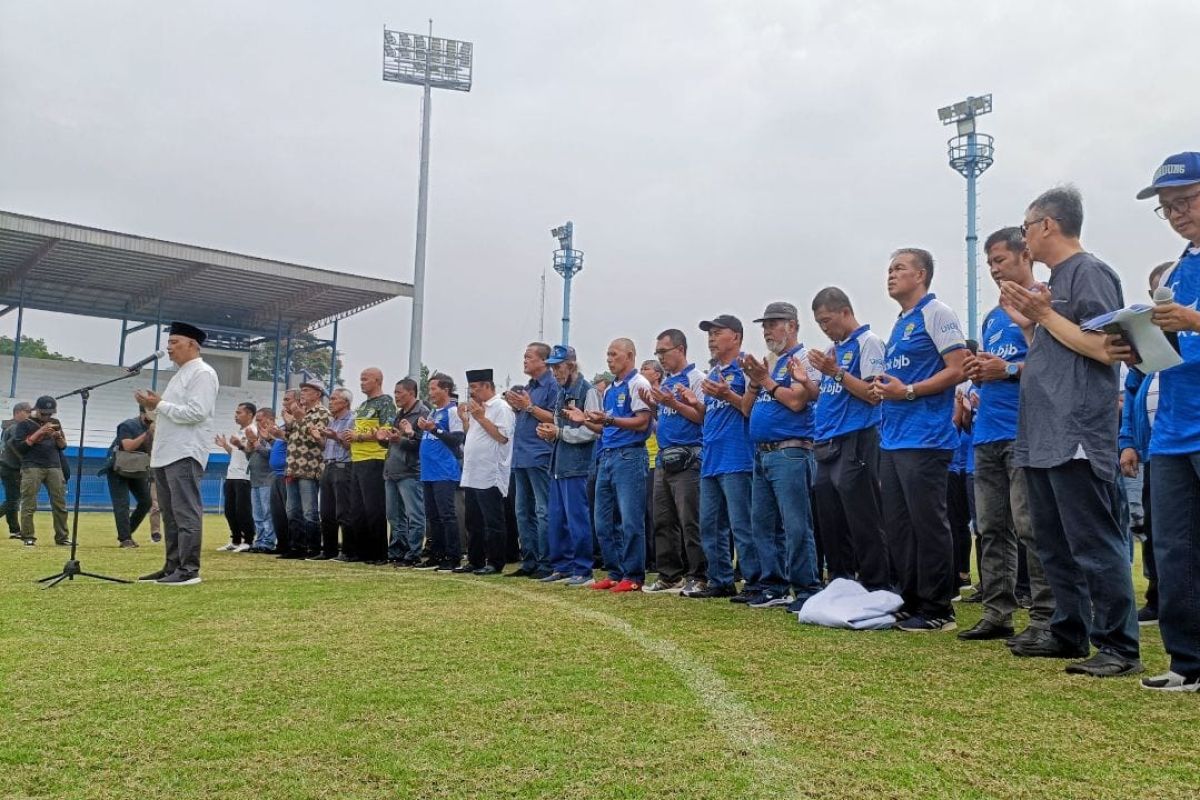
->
xmin=1136 ymin=152 xmax=1200 ymax=200
xmin=545 ymin=345 xmax=576 ymax=365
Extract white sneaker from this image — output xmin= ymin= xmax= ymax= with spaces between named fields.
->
xmin=216 ymin=542 xmax=237 ymax=552
xmin=233 ymin=543 xmax=252 ymax=553
xmin=1141 ymin=671 xmax=1200 ymax=692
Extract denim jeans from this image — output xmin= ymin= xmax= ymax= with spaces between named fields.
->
xmin=548 ymin=475 xmax=593 ymax=577
xmin=285 ymin=477 xmax=321 ymax=553
xmin=753 ymin=447 xmax=821 ymax=598
xmin=386 ymin=476 xmax=427 ymax=561
xmin=1149 ymin=453 xmax=1200 ymax=678
xmin=423 ymin=480 xmax=460 ymax=564
xmin=593 ymin=447 xmax=648 ymax=583
xmin=513 ymin=465 xmax=551 ymax=574
xmin=250 ymin=483 xmax=276 ymax=550
xmin=699 ymin=471 xmax=755 ymax=590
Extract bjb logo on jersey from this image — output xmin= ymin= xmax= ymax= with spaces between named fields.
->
xmin=887 ymin=354 xmax=911 ymax=371
xmin=820 ymin=380 xmax=843 ymax=397
xmin=991 ymin=342 xmax=1020 ymax=359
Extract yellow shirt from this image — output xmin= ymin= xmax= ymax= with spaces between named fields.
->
xmin=351 ymin=393 xmax=396 ymax=462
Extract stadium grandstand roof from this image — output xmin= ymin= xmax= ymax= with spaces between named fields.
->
xmin=0 ymin=210 xmax=412 ymax=339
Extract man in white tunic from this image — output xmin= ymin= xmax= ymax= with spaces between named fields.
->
xmin=134 ymin=322 xmax=220 ymax=585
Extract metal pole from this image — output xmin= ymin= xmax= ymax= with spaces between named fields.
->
xmin=965 ymin=130 xmax=979 ymax=340
xmin=560 ymin=224 xmax=574 ymax=346
xmin=151 ymin=321 xmax=162 ymax=391
xmin=9 ymin=281 xmax=25 ymax=398
xmin=561 ymin=274 xmax=573 ymax=347
xmin=407 ymin=21 xmax=434 ymax=380
xmin=329 ymin=320 xmax=339 ymax=387
xmin=118 ymin=318 xmax=128 ymax=366
xmin=271 ymin=317 xmax=282 ymax=410
xmin=284 ymin=335 xmax=294 ymax=389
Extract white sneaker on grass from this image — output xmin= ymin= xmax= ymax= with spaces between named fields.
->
xmin=1141 ymin=671 xmax=1200 ymax=692
xmin=233 ymin=543 xmax=252 ymax=553
xmin=216 ymin=542 xmax=237 ymax=552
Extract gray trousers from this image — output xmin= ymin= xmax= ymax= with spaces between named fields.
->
xmin=974 ymin=440 xmax=1054 ymax=628
xmin=154 ymin=458 xmax=204 ymax=576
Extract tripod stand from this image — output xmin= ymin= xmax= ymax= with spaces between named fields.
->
xmin=36 ymin=369 xmax=145 ymax=587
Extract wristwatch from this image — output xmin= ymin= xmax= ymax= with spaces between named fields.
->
xmin=904 ymin=384 xmax=917 ymax=401
xmin=1005 ymin=362 xmax=1020 ymax=380
xmin=833 ymin=369 xmax=846 ymax=384
xmin=603 ymin=413 xmax=615 ymax=427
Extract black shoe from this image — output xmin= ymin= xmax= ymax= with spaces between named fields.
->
xmin=682 ymin=583 xmax=737 ymax=599
xmin=306 ymin=553 xmax=334 ymax=561
xmin=1137 ymin=606 xmax=1158 ymax=626
xmin=435 ymin=561 xmax=458 ymax=572
xmin=8 ymin=532 xmax=22 ymax=540
xmin=277 ymin=551 xmax=305 ymax=560
xmin=473 ymin=565 xmax=500 ymax=575
xmin=504 ymin=567 xmax=535 ymax=578
xmin=414 ymin=559 xmax=441 ymax=570
xmin=452 ymin=564 xmax=479 ymax=574
xmin=331 ymin=554 xmax=353 ymax=562
xmin=531 ymin=570 xmax=553 ymax=580
xmin=157 ymin=570 xmax=201 ymax=586
xmin=1064 ymin=651 xmax=1144 ymax=678
xmin=729 ymin=589 xmax=761 ymax=605
xmin=55 ymin=540 xmax=71 ymax=546
xmin=1009 ymin=630 xmax=1090 ymax=659
xmin=1005 ymin=626 xmax=1044 ymax=648
xmin=366 ymin=559 xmax=389 ymax=566
xmin=137 ymin=570 xmax=168 ymax=582
xmin=957 ymin=619 xmax=1015 ymax=641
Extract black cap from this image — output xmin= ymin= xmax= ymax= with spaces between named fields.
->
xmin=698 ymin=314 xmax=743 ymax=335
xmin=34 ymin=395 xmax=57 ymax=412
xmin=465 ymin=368 xmax=494 ymax=384
xmin=168 ymin=321 xmax=207 ymax=345
xmin=752 ymin=301 xmax=798 ymax=323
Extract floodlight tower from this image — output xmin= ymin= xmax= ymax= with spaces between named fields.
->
xmin=383 ymin=22 xmax=473 ymax=379
xmin=551 ymin=222 xmax=584 ymax=346
xmin=937 ymin=94 xmax=994 ymax=339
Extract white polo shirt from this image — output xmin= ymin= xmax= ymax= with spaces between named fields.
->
xmin=460 ymin=394 xmax=515 ymax=495
xmin=150 ymin=356 xmax=220 ymax=469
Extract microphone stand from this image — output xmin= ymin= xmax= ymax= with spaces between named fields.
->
xmin=36 ymin=367 xmax=148 ymax=587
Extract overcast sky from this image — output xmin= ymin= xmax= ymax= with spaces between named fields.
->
xmin=1 ymin=0 xmax=1195 ymax=395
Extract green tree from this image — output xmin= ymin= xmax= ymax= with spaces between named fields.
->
xmin=0 ymin=335 xmax=79 ymax=361
xmin=248 ymin=332 xmax=344 ymax=386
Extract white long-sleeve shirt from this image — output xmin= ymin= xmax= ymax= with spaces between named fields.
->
xmin=460 ymin=395 xmax=515 ymax=495
xmin=150 ymin=356 xmax=220 ymax=469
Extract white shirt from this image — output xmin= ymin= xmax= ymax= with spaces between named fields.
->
xmin=460 ymin=394 xmax=515 ymax=495
xmin=225 ymin=423 xmax=255 ymax=480
xmin=150 ymin=356 xmax=220 ymax=469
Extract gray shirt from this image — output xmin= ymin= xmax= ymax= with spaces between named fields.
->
xmin=247 ymin=437 xmax=275 ymax=488
xmin=383 ymin=400 xmax=429 ymax=480
xmin=1014 ymin=252 xmax=1123 ymax=482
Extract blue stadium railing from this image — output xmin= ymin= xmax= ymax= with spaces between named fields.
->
xmin=29 ymin=449 xmax=232 ymax=513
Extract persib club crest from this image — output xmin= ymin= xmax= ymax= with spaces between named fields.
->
xmin=902 ymin=322 xmax=916 ymax=340
xmin=841 ymin=351 xmax=853 ymax=364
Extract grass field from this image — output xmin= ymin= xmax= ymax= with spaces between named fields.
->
xmin=1 ymin=513 xmax=1197 ymax=800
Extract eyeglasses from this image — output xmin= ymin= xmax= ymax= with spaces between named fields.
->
xmin=1155 ymin=190 xmax=1200 ymax=220
xmin=653 ymin=345 xmax=681 ymax=357
xmin=1020 ymin=216 xmax=1059 ymax=235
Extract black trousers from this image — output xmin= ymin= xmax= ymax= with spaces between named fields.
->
xmin=814 ymin=427 xmax=893 ymax=591
xmin=1 ymin=465 xmax=20 ymax=534
xmin=653 ymin=465 xmax=704 ymax=582
xmin=319 ymin=463 xmax=355 ymax=557
xmin=465 ymin=486 xmax=507 ymax=569
xmin=880 ymin=448 xmax=956 ymax=618
xmin=947 ymin=470 xmax=973 ymax=579
xmin=270 ymin=476 xmax=291 ymax=554
xmin=222 ymin=479 xmax=255 ymax=545
xmin=107 ymin=470 xmax=152 ymax=542
xmin=424 ymin=480 xmax=460 ymax=564
xmin=351 ymin=460 xmax=387 ymax=561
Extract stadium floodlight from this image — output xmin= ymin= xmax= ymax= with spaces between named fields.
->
xmin=937 ymin=94 xmax=995 ymax=341
xmin=383 ymin=22 xmax=474 ymax=379
xmin=551 ymin=222 xmax=584 ymax=346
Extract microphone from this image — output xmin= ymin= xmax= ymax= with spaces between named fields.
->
xmin=1152 ymin=285 xmax=1180 ymax=353
xmin=126 ymin=350 xmax=166 ymax=373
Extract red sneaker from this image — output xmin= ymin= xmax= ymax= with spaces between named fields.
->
xmin=591 ymin=578 xmax=618 ymax=590
xmin=610 ymin=579 xmax=642 ymax=593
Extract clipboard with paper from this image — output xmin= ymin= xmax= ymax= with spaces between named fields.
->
xmin=1081 ymin=304 xmax=1183 ymax=373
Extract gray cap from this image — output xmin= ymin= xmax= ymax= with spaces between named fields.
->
xmin=299 ymin=378 xmax=327 ymax=396
xmin=753 ymin=301 xmax=798 ymax=323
